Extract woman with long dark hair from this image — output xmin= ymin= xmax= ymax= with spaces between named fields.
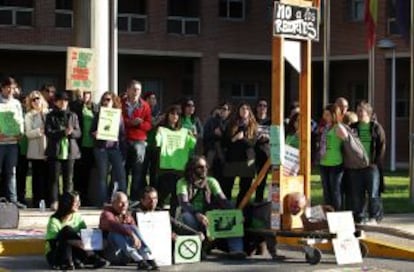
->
xmin=45 ymin=191 xmax=108 ymax=270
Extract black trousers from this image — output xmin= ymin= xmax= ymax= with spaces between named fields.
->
xmin=48 ymin=159 xmax=75 ymax=204
xmin=157 ymin=172 xmax=180 ymax=216
xmin=73 ymin=147 xmax=95 ymax=205
xmin=16 ymin=154 xmax=29 ymax=204
xmin=31 ymin=159 xmax=49 ymax=207
xmin=46 ymin=226 xmax=88 ymax=267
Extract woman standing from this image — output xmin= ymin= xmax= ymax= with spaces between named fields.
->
xmin=318 ymin=104 xmax=345 ymax=211
xmin=222 ymin=102 xmax=258 ymax=206
xmin=45 ymin=91 xmax=81 ymax=210
xmin=45 ymin=191 xmax=108 ymax=269
xmin=181 ymin=98 xmax=203 ymax=155
xmin=25 ymin=90 xmax=49 ymax=208
xmin=155 ymin=104 xmax=196 ymax=214
xmin=254 ymin=99 xmax=270 ymax=203
xmin=91 ymin=92 xmax=126 ymax=206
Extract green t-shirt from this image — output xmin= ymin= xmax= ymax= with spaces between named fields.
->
xmin=182 ymin=116 xmax=195 ymax=132
xmin=176 ymin=177 xmax=223 ymax=213
xmin=358 ymin=122 xmax=372 ymax=162
xmin=156 ymin=127 xmax=196 ymax=170
xmin=81 ymin=106 xmax=94 ymax=148
xmin=285 ymin=134 xmax=299 ymax=149
xmin=320 ymin=126 xmax=343 ymax=166
xmin=45 ymin=213 xmax=86 ymax=254
xmin=58 ymin=137 xmax=69 ymax=160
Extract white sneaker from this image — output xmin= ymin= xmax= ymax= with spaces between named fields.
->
xmin=366 ymin=218 xmax=378 ymax=226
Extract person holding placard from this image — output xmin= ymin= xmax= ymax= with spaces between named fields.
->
xmin=45 ymin=191 xmax=109 ymax=270
xmin=176 ymin=156 xmax=246 ymax=260
xmin=0 ymin=76 xmax=26 ymax=209
xmin=91 ymin=92 xmax=126 ymax=206
xmin=99 ymin=192 xmax=159 ymax=270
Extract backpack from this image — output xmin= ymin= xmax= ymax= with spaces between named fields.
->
xmin=342 ymin=126 xmax=370 ymax=169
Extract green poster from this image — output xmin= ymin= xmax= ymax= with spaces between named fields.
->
xmin=270 ymin=125 xmax=285 ymax=166
xmin=0 ymin=106 xmax=21 ymax=136
xmin=174 ymin=235 xmax=201 ymax=264
xmin=206 ymin=209 xmax=244 ymax=239
xmin=96 ymin=107 xmax=121 ymax=141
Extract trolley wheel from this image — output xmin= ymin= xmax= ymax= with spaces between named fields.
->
xmin=359 ymin=241 xmax=369 ymax=258
xmin=304 ymin=246 xmax=322 ymax=265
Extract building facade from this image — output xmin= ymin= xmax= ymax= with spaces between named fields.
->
xmin=0 ymin=0 xmax=410 ymax=167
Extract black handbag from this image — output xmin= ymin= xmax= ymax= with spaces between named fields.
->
xmin=0 ymin=198 xmax=19 ymax=229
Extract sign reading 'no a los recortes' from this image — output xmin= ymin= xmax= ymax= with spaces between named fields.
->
xmin=273 ymin=2 xmax=319 ymax=41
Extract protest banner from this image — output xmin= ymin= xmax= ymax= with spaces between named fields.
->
xmin=174 ymin=235 xmax=201 ymax=264
xmin=206 ymin=209 xmax=244 ymax=239
xmin=283 ymin=145 xmax=300 ymax=176
xmin=327 ymin=211 xmax=363 ymax=265
xmin=96 ymin=107 xmax=121 ymax=141
xmin=136 ymin=211 xmax=172 ymax=266
xmin=66 ymin=47 xmax=95 ymax=91
xmin=0 ymin=104 xmax=21 ymax=136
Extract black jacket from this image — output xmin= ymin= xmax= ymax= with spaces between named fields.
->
xmin=45 ymin=108 xmax=81 ymax=160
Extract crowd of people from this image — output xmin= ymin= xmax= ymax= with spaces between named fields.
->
xmin=0 ymin=75 xmax=387 ymax=268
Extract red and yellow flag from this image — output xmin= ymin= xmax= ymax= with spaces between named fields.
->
xmin=364 ymin=0 xmax=378 ymax=50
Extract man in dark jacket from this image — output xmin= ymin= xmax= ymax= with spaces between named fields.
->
xmin=349 ymin=101 xmax=386 ymax=225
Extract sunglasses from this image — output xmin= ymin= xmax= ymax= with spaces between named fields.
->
xmin=32 ymin=97 xmax=40 ymax=102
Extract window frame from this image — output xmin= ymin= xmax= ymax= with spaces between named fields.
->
xmin=219 ymin=0 xmax=246 ymax=21
xmin=167 ymin=16 xmax=200 ymax=35
xmin=55 ymin=8 xmax=73 ymax=28
xmin=349 ymin=0 xmax=364 ymax=22
xmin=229 ymin=81 xmax=259 ymax=100
xmin=118 ymin=13 xmax=147 ymax=33
xmin=0 ymin=6 xmax=33 ymax=27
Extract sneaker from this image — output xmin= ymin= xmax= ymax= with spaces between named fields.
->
xmin=73 ymin=258 xmax=85 ymax=269
xmin=137 ymin=260 xmax=152 ymax=270
xmin=12 ymin=201 xmax=27 ymax=209
xmin=366 ymin=218 xmax=378 ymax=226
xmin=93 ymin=257 xmax=110 ymax=269
xmin=146 ymin=259 xmax=160 ymax=271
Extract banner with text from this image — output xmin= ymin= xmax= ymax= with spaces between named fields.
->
xmin=66 ymin=47 xmax=95 ymax=91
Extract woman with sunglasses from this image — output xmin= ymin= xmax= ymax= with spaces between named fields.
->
xmin=25 ymin=90 xmax=50 ymax=208
xmin=181 ymin=97 xmax=203 ymax=154
xmin=91 ymin=92 xmax=126 ymax=206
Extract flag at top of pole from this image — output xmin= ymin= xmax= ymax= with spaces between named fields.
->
xmin=364 ymin=0 xmax=378 ymax=50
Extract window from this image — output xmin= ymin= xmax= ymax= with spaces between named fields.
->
xmin=0 ymin=0 xmax=33 ymax=27
xmin=396 ymin=82 xmax=409 ymax=118
xmin=349 ymin=82 xmax=367 ymax=110
xmin=118 ymin=0 xmax=147 ymax=32
xmin=19 ymin=75 xmax=58 ymax=96
xmin=349 ymin=0 xmax=364 ymax=22
xmin=229 ymin=82 xmax=259 ymax=99
xmin=387 ymin=0 xmax=402 ymax=35
xmin=219 ymin=0 xmax=245 ymax=20
xmin=55 ymin=0 xmax=72 ymax=28
xmin=167 ymin=0 xmax=200 ymax=35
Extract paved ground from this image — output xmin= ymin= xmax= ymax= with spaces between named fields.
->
xmin=1 ymin=250 xmax=413 ymax=272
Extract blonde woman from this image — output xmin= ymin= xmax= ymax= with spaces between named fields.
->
xmin=25 ymin=90 xmax=49 ymax=208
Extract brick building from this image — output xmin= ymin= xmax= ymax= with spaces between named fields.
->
xmin=0 ymin=0 xmax=410 ymax=167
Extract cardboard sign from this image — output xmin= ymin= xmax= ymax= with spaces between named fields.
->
xmin=206 ymin=209 xmax=244 ymax=239
xmin=96 ymin=107 xmax=121 ymax=141
xmin=327 ymin=211 xmax=362 ymax=265
xmin=283 ymin=145 xmax=300 ymax=176
xmin=174 ymin=235 xmax=201 ymax=264
xmin=66 ymin=47 xmax=95 ymax=91
xmin=273 ymin=1 xmax=319 ymax=41
xmin=0 ymin=105 xmax=21 ymax=136
xmin=136 ymin=211 xmax=172 ymax=266
xmin=80 ymin=229 xmax=103 ymax=250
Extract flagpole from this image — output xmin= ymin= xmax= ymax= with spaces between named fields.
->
xmin=409 ymin=0 xmax=414 ymax=203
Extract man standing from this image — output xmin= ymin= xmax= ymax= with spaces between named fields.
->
xmin=122 ymin=80 xmax=152 ymax=200
xmin=99 ymin=192 xmax=158 ymax=270
xmin=0 ymin=77 xmax=26 ymax=209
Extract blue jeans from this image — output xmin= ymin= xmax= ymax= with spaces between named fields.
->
xmin=94 ymin=147 xmax=126 ymax=205
xmin=348 ymin=166 xmax=383 ymax=222
xmin=106 ymin=224 xmax=151 ymax=261
xmin=125 ymin=141 xmax=146 ymax=201
xmin=0 ymin=144 xmax=18 ymax=202
xmin=180 ymin=212 xmax=244 ymax=252
xmin=320 ymin=164 xmax=344 ymax=211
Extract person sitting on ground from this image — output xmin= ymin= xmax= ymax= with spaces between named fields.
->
xmin=176 ymin=155 xmax=246 ymax=259
xmin=45 ymin=191 xmax=109 ymax=270
xmin=99 ymin=191 xmax=159 ymax=271
xmin=134 ymin=186 xmax=205 ymax=241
